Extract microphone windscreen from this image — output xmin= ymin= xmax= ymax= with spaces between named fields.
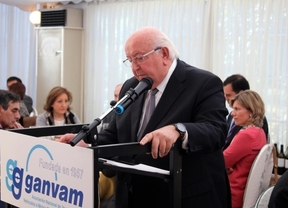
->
xmin=110 ymin=100 xmax=117 ymax=107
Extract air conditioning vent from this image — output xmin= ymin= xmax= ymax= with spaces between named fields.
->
xmin=40 ymin=8 xmax=83 ymax=28
xmin=41 ymin=10 xmax=66 ymax=27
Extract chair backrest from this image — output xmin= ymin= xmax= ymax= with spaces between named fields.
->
xmin=254 ymin=185 xmax=275 ymax=208
xmin=242 ymin=143 xmax=274 ymax=208
xmin=22 ymin=116 xmax=37 ymax=128
xmin=29 ymin=107 xmax=38 ymax=117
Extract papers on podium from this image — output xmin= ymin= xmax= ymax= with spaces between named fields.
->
xmin=99 ymin=158 xmax=170 ymax=175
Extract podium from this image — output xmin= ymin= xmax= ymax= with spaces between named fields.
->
xmin=6 ymin=124 xmax=182 ymax=207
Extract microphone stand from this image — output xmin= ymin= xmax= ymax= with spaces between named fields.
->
xmin=70 ymin=90 xmax=134 ymax=147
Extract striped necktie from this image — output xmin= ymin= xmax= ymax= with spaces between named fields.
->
xmin=227 ymin=121 xmax=236 ymax=138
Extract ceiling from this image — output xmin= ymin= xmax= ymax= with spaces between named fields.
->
xmin=0 ymin=0 xmax=91 ymax=11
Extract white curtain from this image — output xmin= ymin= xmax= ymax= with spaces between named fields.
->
xmin=0 ymin=3 xmax=36 ymax=100
xmin=1 ymin=0 xmax=287 ymax=147
xmin=83 ymin=0 xmax=210 ymax=124
xmin=210 ymin=0 xmax=288 ymax=147
xmin=84 ymin=0 xmax=288 ymax=147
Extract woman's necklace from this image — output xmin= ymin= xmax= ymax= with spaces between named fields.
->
xmin=243 ymin=124 xmax=257 ymax=129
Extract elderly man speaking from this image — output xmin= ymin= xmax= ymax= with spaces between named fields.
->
xmin=60 ymin=27 xmax=231 ymax=208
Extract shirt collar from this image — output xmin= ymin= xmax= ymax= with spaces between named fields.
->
xmin=156 ymin=58 xmax=177 ymax=93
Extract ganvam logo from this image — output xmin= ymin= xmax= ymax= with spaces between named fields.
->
xmin=5 ymin=144 xmax=84 ymax=207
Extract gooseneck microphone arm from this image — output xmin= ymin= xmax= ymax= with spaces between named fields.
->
xmin=70 ymin=77 xmax=154 ymax=147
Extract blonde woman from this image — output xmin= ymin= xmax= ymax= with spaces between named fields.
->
xmin=224 ymin=90 xmax=267 ymax=208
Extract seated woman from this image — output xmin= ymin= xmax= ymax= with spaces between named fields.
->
xmin=36 ymin=86 xmax=81 ymax=139
xmin=224 ymin=90 xmax=267 ymax=208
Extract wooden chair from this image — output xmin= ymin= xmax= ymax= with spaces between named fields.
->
xmin=242 ymin=144 xmax=274 ymax=208
xmin=22 ymin=116 xmax=37 ymax=128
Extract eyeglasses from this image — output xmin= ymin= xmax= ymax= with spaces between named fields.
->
xmin=123 ymin=46 xmax=162 ymax=67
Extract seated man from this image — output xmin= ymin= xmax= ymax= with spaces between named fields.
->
xmin=101 ymin=83 xmax=123 ymax=131
xmin=0 ymin=90 xmax=22 ymax=129
xmin=100 ymin=83 xmax=123 ymax=208
xmin=0 ymin=90 xmax=23 ymax=208
xmin=7 ymin=76 xmax=33 ymax=114
xmin=223 ymin=74 xmax=269 ymax=150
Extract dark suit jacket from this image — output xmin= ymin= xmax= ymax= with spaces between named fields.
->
xmin=268 ymin=170 xmax=288 ymax=208
xmin=223 ymin=113 xmax=269 ymax=150
xmin=23 ymin=94 xmax=33 ymax=114
xmin=98 ymin=60 xmax=231 ymax=208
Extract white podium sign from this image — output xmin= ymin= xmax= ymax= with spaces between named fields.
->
xmin=0 ymin=131 xmax=94 ymax=208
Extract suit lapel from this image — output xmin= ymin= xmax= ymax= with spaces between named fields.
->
xmin=144 ymin=60 xmax=187 ymax=134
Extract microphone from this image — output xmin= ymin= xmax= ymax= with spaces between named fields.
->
xmin=114 ymin=77 xmax=153 ymax=114
xmin=70 ymin=77 xmax=153 ymax=147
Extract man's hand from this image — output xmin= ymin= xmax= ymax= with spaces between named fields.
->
xmin=59 ymin=133 xmax=88 ymax=148
xmin=139 ymin=125 xmax=179 ymax=159
xmin=10 ymin=122 xmax=23 ymax=129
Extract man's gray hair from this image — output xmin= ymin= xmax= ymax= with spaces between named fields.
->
xmin=0 ymin=90 xmax=20 ymax=110
xmin=152 ymin=29 xmax=179 ymax=60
